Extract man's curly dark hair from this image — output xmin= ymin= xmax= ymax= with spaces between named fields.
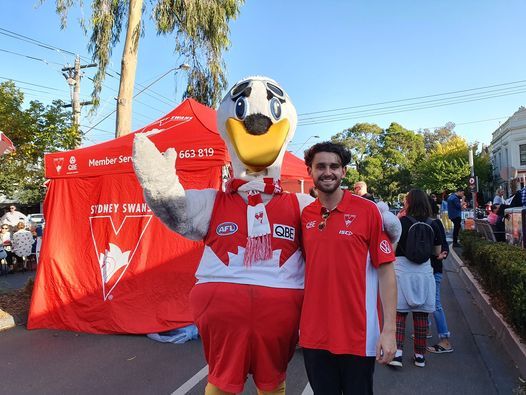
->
xmin=304 ymin=141 xmax=351 ymax=167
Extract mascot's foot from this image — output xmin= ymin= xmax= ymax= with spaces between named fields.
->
xmin=205 ymin=382 xmax=235 ymax=395
xmin=257 ymin=381 xmax=286 ymax=395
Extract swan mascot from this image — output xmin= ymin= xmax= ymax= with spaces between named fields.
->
xmin=132 ymin=76 xmax=401 ymax=395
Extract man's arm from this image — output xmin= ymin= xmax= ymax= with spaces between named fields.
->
xmin=376 ymin=262 xmax=397 ymax=364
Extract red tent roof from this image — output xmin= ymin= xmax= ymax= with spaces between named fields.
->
xmin=44 ymin=99 xmax=230 ymax=179
xmin=282 ymin=151 xmax=309 ymax=179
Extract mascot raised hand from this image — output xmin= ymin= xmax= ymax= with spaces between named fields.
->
xmin=133 ymin=76 xmax=401 ymax=395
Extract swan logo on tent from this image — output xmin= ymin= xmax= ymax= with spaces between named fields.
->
xmin=89 ymin=214 xmax=153 ymax=300
xmin=53 ymin=157 xmax=64 ymax=173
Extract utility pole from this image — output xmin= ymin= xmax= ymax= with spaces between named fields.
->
xmin=116 ymin=0 xmax=144 ymax=138
xmin=62 ymin=56 xmax=97 ymax=130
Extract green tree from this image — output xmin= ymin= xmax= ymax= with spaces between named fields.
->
xmin=0 ymin=81 xmax=79 ymax=203
xmin=421 ymin=121 xmax=456 ymax=151
xmin=332 ymin=123 xmax=383 ymax=191
xmin=377 ymin=122 xmax=426 ymax=201
xmin=331 ymin=122 xmax=425 ymax=202
xmin=415 ymin=136 xmax=471 ymax=194
xmin=332 ymin=123 xmax=383 ymax=173
xmin=47 ymin=0 xmax=244 ymax=136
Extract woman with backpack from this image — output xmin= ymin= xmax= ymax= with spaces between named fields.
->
xmin=388 ymin=189 xmax=441 ymax=369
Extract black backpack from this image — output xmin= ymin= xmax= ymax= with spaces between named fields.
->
xmin=403 ymin=216 xmax=435 ymax=264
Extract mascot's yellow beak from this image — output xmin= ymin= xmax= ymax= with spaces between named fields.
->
xmin=226 ymin=118 xmax=290 ymax=172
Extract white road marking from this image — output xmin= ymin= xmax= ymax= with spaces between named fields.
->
xmin=171 ymin=365 xmax=208 ymax=395
xmin=301 ymin=383 xmax=314 ymax=395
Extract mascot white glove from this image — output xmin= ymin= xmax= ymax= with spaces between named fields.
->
xmin=132 ymin=133 xmax=188 ymax=234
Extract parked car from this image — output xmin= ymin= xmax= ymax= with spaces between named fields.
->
xmin=27 ymin=213 xmax=45 ymax=228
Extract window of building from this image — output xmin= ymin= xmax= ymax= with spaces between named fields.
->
xmin=521 ymin=144 xmax=526 ymax=166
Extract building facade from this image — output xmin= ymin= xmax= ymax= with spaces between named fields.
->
xmin=490 ymin=106 xmax=526 ymax=197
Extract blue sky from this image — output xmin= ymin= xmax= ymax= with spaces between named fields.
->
xmin=2 ymin=1 xmax=526 ymax=151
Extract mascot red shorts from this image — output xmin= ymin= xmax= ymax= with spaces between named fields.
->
xmin=190 ymin=282 xmax=303 ymax=393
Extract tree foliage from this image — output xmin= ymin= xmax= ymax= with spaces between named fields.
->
xmin=420 ymin=122 xmax=456 ymax=151
xmin=47 ymin=0 xmax=244 ymax=108
xmin=330 ymin=121 xmax=493 ymax=203
xmin=0 ymin=81 xmax=80 ymax=203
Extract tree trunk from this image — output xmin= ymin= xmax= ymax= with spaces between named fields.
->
xmin=115 ymin=0 xmax=143 ymax=137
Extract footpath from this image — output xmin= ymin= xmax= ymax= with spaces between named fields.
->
xmin=0 ymin=245 xmax=525 ymax=394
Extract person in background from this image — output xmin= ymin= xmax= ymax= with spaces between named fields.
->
xmin=487 ymin=204 xmax=500 ymax=225
xmin=1 ymin=205 xmax=27 ymax=232
xmin=389 ymin=189 xmax=440 ymax=369
xmin=11 ymin=221 xmax=34 ymax=271
xmin=485 ymin=201 xmax=493 ymax=216
xmin=301 ymin=142 xmax=397 ymax=393
xmin=429 ymin=194 xmax=439 ymax=216
xmin=353 ymin=181 xmax=375 ymax=202
xmin=427 ymin=196 xmax=453 ymax=354
xmin=447 ymin=188 xmax=465 ymax=247
xmin=493 ymin=188 xmax=506 ymax=205
xmin=0 ymin=224 xmax=14 ymax=273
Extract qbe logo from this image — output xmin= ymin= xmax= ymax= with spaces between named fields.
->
xmin=216 ymin=222 xmax=238 ymax=236
xmin=273 ymin=224 xmax=295 ymax=241
xmin=68 ymin=156 xmax=78 ymax=171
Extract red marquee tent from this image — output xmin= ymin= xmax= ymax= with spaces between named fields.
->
xmin=281 ymin=151 xmax=313 ymax=193
xmin=28 ymin=99 xmax=310 ymax=334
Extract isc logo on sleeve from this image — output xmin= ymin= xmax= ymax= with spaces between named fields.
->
xmin=273 ymin=224 xmax=295 ymax=241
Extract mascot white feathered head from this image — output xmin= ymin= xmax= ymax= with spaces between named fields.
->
xmin=217 ymin=76 xmax=297 ymax=181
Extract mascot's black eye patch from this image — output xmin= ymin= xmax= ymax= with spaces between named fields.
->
xmin=266 ymin=83 xmax=286 ymax=103
xmin=230 ymin=82 xmax=252 ymax=100
xmin=267 ymin=83 xmax=283 ymax=97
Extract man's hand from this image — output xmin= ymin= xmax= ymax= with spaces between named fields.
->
xmin=437 ymin=250 xmax=448 ymax=260
xmin=376 ymin=330 xmax=396 ymax=364
xmin=377 ymin=262 xmax=397 ymax=364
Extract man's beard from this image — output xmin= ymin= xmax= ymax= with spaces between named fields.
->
xmin=314 ymin=177 xmax=341 ymax=194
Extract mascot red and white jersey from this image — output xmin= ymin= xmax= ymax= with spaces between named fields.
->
xmin=197 ymin=191 xmax=304 ymax=289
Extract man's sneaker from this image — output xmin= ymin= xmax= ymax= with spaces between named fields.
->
xmin=388 ymin=356 xmax=403 ymax=368
xmin=413 ymin=355 xmax=426 ymax=368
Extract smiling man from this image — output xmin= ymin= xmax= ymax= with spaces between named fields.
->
xmin=300 ymin=142 xmax=397 ymax=394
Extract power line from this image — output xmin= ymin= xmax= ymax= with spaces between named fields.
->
xmin=298 ymin=78 xmax=526 ymax=117
xmin=86 ymin=76 xmax=168 ymax=115
xmin=0 ymin=48 xmax=63 ymax=66
xmin=0 ymin=27 xmax=180 ymax=107
xmin=0 ymin=76 xmax=67 ymax=92
xmin=84 ymin=66 xmax=186 ymax=136
xmin=0 ymin=27 xmax=77 ymax=57
xmin=419 ymin=116 xmax=509 ymax=131
xmin=298 ymin=88 xmax=526 ymax=126
xmin=298 ymin=84 xmax=526 ymax=124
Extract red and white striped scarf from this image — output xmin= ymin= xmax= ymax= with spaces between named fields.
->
xmin=226 ymin=178 xmax=282 ymax=266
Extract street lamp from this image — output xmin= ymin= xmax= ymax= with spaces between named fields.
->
xmin=294 ymin=135 xmax=320 ymax=154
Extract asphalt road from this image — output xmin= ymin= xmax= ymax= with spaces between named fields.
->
xmin=0 ymin=255 xmax=523 ymax=394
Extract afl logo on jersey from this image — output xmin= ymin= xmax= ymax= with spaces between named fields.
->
xmin=216 ymin=222 xmax=238 ymax=236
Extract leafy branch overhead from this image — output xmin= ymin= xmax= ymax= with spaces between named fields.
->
xmin=48 ymin=0 xmax=244 ymax=111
